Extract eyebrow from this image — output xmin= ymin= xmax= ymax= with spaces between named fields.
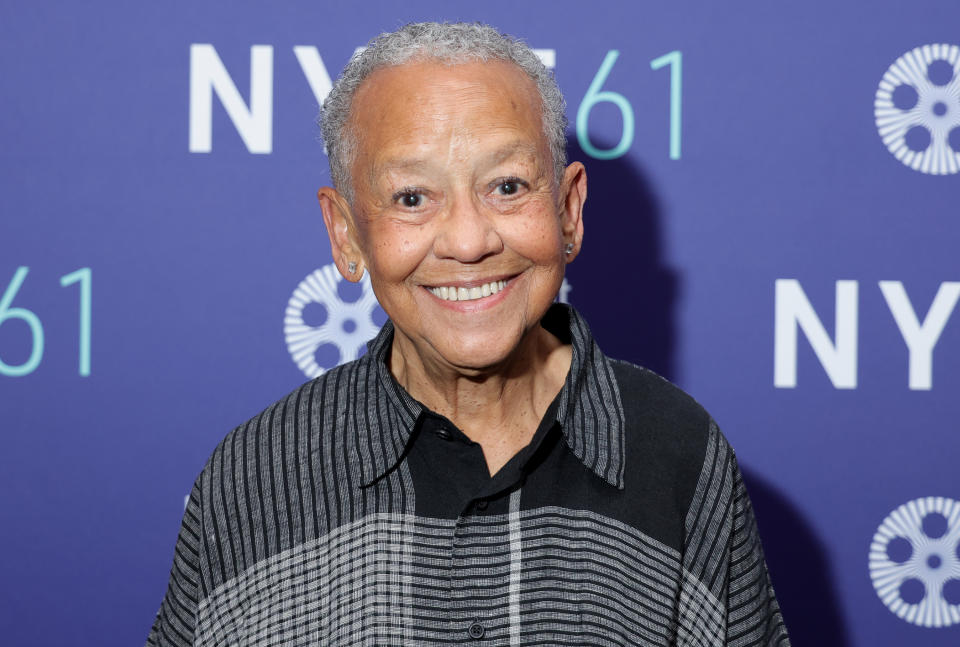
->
xmin=371 ymin=141 xmax=541 ymax=178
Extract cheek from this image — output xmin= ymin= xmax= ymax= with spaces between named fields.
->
xmin=364 ymin=225 xmax=431 ymax=282
xmin=502 ymin=209 xmax=564 ymax=263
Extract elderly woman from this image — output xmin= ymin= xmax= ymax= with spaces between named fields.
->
xmin=148 ymin=23 xmax=789 ymax=646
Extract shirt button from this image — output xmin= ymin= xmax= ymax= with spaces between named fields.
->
xmin=475 ymin=499 xmax=489 ymax=511
xmin=434 ymin=427 xmax=452 ymax=441
xmin=468 ymin=621 xmax=485 ymax=639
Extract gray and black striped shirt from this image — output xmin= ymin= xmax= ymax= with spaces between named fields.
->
xmin=147 ymin=304 xmax=790 ymax=645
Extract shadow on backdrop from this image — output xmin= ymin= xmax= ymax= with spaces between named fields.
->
xmin=743 ymin=466 xmax=852 ymax=646
xmin=570 ymin=134 xmax=849 ymax=643
xmin=565 ymin=136 xmax=679 ymax=382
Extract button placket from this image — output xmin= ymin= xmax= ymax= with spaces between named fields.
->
xmin=450 ymin=512 xmax=501 ymax=642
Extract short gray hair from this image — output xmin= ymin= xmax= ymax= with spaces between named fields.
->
xmin=319 ymin=22 xmax=568 ymax=202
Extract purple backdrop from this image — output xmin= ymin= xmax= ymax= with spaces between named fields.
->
xmin=2 ymin=1 xmax=959 ymax=644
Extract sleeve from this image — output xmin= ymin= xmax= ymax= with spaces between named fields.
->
xmin=676 ymin=421 xmax=790 ymax=646
xmin=145 ymin=479 xmax=203 ymax=647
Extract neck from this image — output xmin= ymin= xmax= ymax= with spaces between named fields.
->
xmin=389 ymin=322 xmax=571 ymax=475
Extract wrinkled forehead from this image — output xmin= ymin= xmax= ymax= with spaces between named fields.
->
xmin=346 ymin=58 xmax=548 ymax=168
xmin=352 ymin=56 xmax=542 ymax=113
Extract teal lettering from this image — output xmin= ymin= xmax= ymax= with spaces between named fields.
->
xmin=0 ymin=267 xmax=45 ymax=376
xmin=650 ymin=50 xmax=683 ymax=160
xmin=576 ymin=50 xmax=635 ymax=160
xmin=60 ymin=267 xmax=92 ymax=377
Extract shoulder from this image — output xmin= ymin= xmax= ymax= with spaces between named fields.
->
xmin=608 ymin=358 xmax=718 ymax=512
xmin=201 ymin=360 xmax=364 ymax=483
xmin=180 ymin=360 xmax=370 ymax=590
xmin=609 ymin=358 xmax=712 ymax=454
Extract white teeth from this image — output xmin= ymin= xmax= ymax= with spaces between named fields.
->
xmin=428 ymin=279 xmax=509 ymax=302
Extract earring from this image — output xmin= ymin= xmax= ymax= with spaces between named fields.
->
xmin=347 ymin=261 xmax=357 ymax=274
xmin=564 ymin=243 xmax=574 ymax=255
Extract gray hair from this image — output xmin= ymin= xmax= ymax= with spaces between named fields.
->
xmin=319 ymin=22 xmax=568 ymax=202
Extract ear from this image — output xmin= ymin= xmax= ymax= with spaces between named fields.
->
xmin=318 ymin=186 xmax=364 ymax=281
xmin=558 ymin=161 xmax=586 ymax=263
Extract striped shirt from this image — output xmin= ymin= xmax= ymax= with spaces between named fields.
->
xmin=147 ymin=304 xmax=790 ymax=645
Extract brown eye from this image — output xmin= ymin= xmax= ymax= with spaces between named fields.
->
xmin=396 ymin=191 xmax=426 ymax=208
xmin=494 ymin=178 xmax=527 ymax=196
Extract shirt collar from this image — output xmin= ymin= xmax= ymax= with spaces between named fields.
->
xmin=346 ymin=303 xmax=626 ymax=489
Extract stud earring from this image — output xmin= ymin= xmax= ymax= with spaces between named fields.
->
xmin=347 ymin=261 xmax=357 ymax=274
xmin=564 ymin=243 xmax=574 ymax=255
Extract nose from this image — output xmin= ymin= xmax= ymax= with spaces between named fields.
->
xmin=433 ymin=193 xmax=502 ymax=263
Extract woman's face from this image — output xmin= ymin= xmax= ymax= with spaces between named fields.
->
xmin=331 ymin=59 xmax=584 ymax=373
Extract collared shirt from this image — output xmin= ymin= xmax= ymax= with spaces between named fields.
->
xmin=147 ymin=304 xmax=790 ymax=646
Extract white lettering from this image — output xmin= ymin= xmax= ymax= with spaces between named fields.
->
xmin=189 ymin=44 xmax=556 ymax=154
xmin=293 ymin=46 xmax=334 ymax=106
xmin=774 ymin=279 xmax=858 ymax=389
xmin=879 ymin=281 xmax=960 ymax=390
xmin=533 ymin=49 xmax=556 ymax=69
xmin=189 ymin=44 xmax=274 ymax=154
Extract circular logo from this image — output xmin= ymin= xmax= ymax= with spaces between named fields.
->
xmin=869 ymin=496 xmax=960 ymax=627
xmin=284 ymin=264 xmax=384 ymax=378
xmin=874 ymin=44 xmax=960 ymax=174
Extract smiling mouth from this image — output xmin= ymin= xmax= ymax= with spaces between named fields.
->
xmin=426 ymin=277 xmax=513 ymax=302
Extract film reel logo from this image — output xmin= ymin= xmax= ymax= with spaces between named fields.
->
xmin=284 ymin=264 xmax=385 ymax=378
xmin=869 ymin=496 xmax=960 ymax=628
xmin=875 ymin=44 xmax=960 ymax=174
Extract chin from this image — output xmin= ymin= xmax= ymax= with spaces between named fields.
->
xmin=434 ymin=331 xmax=523 ymax=371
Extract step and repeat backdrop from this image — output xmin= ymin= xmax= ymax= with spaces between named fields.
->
xmin=2 ymin=1 xmax=959 ymax=645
